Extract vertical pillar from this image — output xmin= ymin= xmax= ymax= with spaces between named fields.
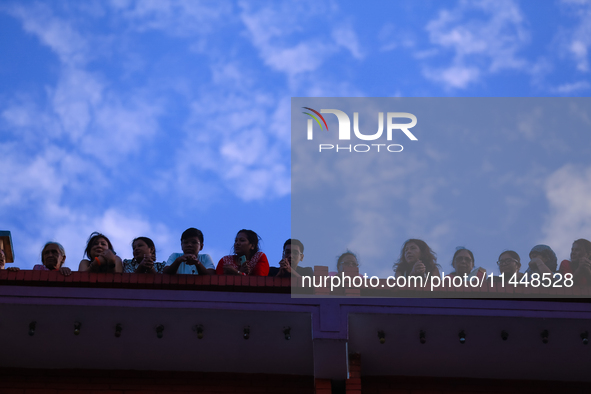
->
xmin=313 ymin=266 xmax=330 ymax=295
xmin=346 ymin=353 xmax=361 ymax=394
xmin=343 ymin=265 xmax=361 ymax=297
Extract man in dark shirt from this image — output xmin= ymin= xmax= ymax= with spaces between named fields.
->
xmin=269 ymin=239 xmax=313 ymax=278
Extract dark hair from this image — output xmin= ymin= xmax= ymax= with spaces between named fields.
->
xmin=498 ymin=250 xmax=521 ymax=270
xmin=283 ymin=239 xmax=304 ymax=253
xmin=181 ymin=228 xmax=204 ymax=245
xmin=132 ymin=237 xmax=156 ymax=260
xmin=451 ymin=247 xmax=474 ymax=271
xmin=574 ymin=239 xmax=591 ymax=256
xmin=529 ymin=244 xmax=557 ymax=272
xmin=84 ymin=232 xmax=115 ymax=259
xmin=568 ymin=239 xmax=591 ymax=271
xmin=234 ymin=229 xmax=261 ymax=256
xmin=393 ymin=239 xmax=439 ymax=276
xmin=337 ymin=250 xmax=358 ymax=273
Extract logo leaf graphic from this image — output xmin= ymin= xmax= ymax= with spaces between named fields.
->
xmin=302 ymin=107 xmax=329 ymax=131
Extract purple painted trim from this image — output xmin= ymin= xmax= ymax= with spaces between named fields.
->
xmin=3 ymin=284 xmax=591 ymax=344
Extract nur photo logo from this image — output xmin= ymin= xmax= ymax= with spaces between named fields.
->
xmin=302 ymin=107 xmax=418 ymax=153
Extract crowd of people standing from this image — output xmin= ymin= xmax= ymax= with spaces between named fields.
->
xmin=1 ymin=229 xmax=590 ymax=286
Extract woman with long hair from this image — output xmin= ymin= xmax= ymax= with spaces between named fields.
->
xmin=78 ymin=232 xmax=123 ymax=273
xmin=393 ymin=239 xmax=440 ymax=278
xmin=216 ymin=229 xmax=269 ymax=276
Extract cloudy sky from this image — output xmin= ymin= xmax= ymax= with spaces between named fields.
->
xmin=1 ymin=0 xmax=590 ymax=275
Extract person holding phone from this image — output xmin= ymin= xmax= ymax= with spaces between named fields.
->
xmin=164 ymin=228 xmax=215 ymax=275
xmin=216 ymin=229 xmax=269 ymax=276
xmin=559 ymin=239 xmax=591 ymax=286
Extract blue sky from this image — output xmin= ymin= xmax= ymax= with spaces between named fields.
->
xmin=1 ymin=0 xmax=590 ymax=275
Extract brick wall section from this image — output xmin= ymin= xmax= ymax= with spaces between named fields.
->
xmin=3 ymin=369 xmax=589 ymax=394
xmin=347 ymin=353 xmax=361 ymax=394
xmin=0 ymin=368 xmax=314 ymax=394
xmin=0 ymin=268 xmax=588 ymax=297
xmin=361 ymin=376 xmax=589 ymax=394
xmin=314 ymin=378 xmax=331 ymax=394
xmin=0 ymin=270 xmax=293 ymax=293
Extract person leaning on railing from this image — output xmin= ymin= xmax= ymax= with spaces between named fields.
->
xmin=393 ymin=239 xmax=441 ymax=280
xmin=163 ymin=228 xmax=215 ymax=275
xmin=558 ymin=239 xmax=591 ymax=286
xmin=495 ymin=250 xmax=523 ymax=283
xmin=269 ymin=239 xmax=312 ymax=278
xmin=123 ymin=237 xmax=165 ymax=274
xmin=524 ymin=244 xmax=557 ymax=279
xmin=216 ymin=229 xmax=269 ymax=276
xmin=0 ymin=248 xmax=19 ymax=272
xmin=34 ymin=242 xmax=71 ymax=276
xmin=447 ymin=247 xmax=486 ymax=280
xmin=336 ymin=250 xmax=359 ymax=275
xmin=78 ymin=232 xmax=123 ymax=273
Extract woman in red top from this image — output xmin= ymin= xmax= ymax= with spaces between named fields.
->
xmin=216 ymin=229 xmax=269 ymax=276
xmin=559 ymin=239 xmax=591 ymax=286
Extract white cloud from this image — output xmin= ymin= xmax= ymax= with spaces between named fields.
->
xmin=516 ymin=107 xmax=543 ymax=140
xmin=239 ymin=1 xmax=362 ymax=79
xmin=269 ymin=96 xmax=291 ymax=144
xmin=558 ymin=0 xmax=591 ymax=72
xmin=571 ymin=41 xmax=589 ymax=71
xmin=7 ymin=3 xmax=89 ymax=66
xmin=422 ymin=0 xmax=529 ymax=89
xmin=542 ymin=165 xmax=591 ymax=262
xmin=81 ymin=90 xmax=163 ymax=160
xmin=51 ymin=68 xmax=103 ymax=141
xmin=0 ymin=145 xmax=64 ymax=206
xmin=264 ymin=41 xmax=335 ymax=76
xmin=109 ymin=0 xmax=233 ymax=37
xmin=4 ymin=5 xmax=166 ymax=167
xmin=378 ymin=23 xmax=416 ymax=52
xmin=0 ymin=3 xmax=178 ymax=269
xmin=158 ymin=82 xmax=292 ymax=203
xmin=4 ymin=68 xmax=164 ymax=166
xmin=551 ymin=80 xmax=591 ymax=93
xmin=332 ymin=24 xmax=364 ymax=59
xmin=423 ymin=65 xmax=480 ymax=89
